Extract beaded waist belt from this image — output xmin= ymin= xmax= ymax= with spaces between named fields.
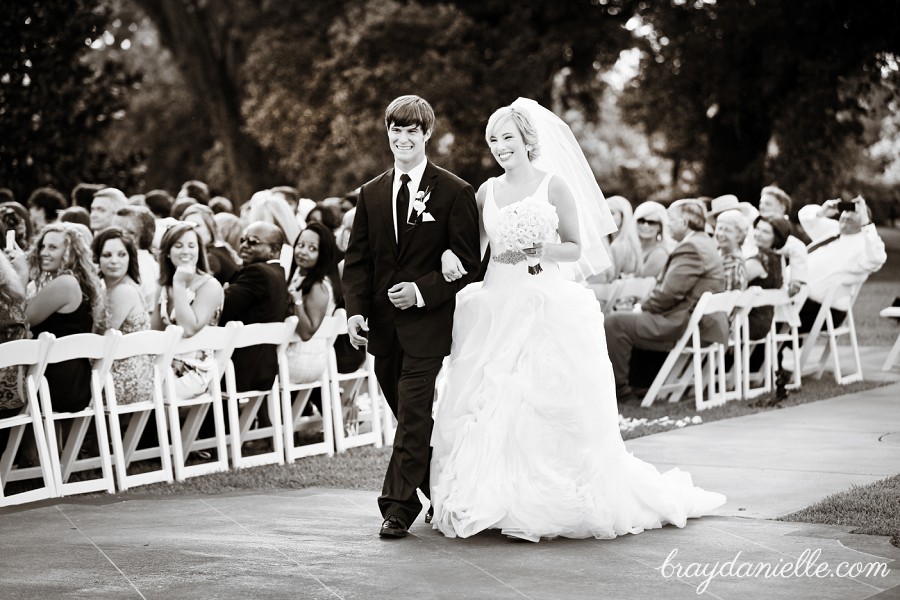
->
xmin=491 ymin=249 xmax=526 ymax=265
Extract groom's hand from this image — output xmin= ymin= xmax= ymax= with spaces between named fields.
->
xmin=388 ymin=282 xmax=418 ymax=310
xmin=347 ymin=315 xmax=369 ymax=348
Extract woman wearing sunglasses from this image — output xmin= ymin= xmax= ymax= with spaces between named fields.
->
xmin=632 ymin=201 xmax=672 ymax=279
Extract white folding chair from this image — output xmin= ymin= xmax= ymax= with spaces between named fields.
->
xmin=104 ymin=325 xmax=182 ymax=491
xmin=222 ymin=317 xmax=296 ymax=469
xmin=279 ymin=317 xmax=338 ymax=462
xmin=741 ymin=288 xmax=791 ymax=399
xmin=725 ymin=287 xmax=760 ymax=401
xmin=797 ymin=280 xmax=864 ymax=385
xmin=772 ymin=283 xmax=807 ymax=390
xmin=880 ymin=306 xmax=900 ymax=371
xmin=164 ymin=323 xmax=238 ymax=481
xmin=641 ymin=291 xmax=740 ymax=410
xmin=39 ymin=330 xmax=117 ymax=497
xmin=329 ymin=309 xmax=384 ymax=453
xmin=0 ymin=333 xmax=57 ymax=506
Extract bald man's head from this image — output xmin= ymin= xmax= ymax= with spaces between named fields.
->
xmin=239 ymin=221 xmax=284 ymax=264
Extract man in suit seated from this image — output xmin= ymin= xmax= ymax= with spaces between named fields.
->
xmin=605 ymin=199 xmax=727 ymax=400
xmin=796 ymin=196 xmax=886 ymax=331
xmin=219 ymin=221 xmax=290 ymax=392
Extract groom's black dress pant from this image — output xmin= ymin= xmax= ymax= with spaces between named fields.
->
xmin=374 ymin=349 xmax=443 ymax=528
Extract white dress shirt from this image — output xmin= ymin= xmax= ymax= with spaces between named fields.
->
xmin=391 ymin=158 xmax=427 ymax=242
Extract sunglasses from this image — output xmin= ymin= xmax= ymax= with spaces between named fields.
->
xmin=239 ymin=236 xmax=268 ymax=247
xmin=636 ymin=218 xmax=661 ymax=226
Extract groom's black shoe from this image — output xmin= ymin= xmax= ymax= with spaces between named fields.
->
xmin=379 ymin=516 xmax=408 ymax=538
xmin=424 ymin=506 xmax=434 ymax=524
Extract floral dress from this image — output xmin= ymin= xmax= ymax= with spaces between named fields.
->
xmin=0 ymin=298 xmax=28 ymax=411
xmin=110 ymin=282 xmax=154 ymax=404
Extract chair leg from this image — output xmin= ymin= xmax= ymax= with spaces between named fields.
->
xmin=883 ymin=333 xmax=900 ymax=371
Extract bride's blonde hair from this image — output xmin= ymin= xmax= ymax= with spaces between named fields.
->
xmin=485 ymin=106 xmax=541 ymax=162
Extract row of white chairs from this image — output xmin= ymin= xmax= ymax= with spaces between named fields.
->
xmin=0 ymin=311 xmax=392 ymax=507
xmin=639 ymin=279 xmax=865 ymax=410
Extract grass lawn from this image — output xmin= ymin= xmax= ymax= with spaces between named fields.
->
xmin=780 ymin=475 xmax=900 ymax=548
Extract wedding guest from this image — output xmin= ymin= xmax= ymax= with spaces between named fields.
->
xmin=208 ymin=196 xmax=234 ymax=215
xmin=605 ymin=200 xmax=727 ymax=399
xmin=336 ymin=207 xmax=356 ymax=255
xmin=713 ymin=209 xmax=749 ymax=291
xmin=304 ymin=202 xmax=343 ymax=235
xmin=285 ymin=222 xmax=356 ymax=383
xmin=632 ymin=200 xmax=671 ymax=278
xmin=0 ymin=201 xmax=33 ymax=251
xmin=218 ymin=221 xmax=289 ymax=393
xmin=178 ymin=180 xmax=210 ymax=206
xmin=587 ymin=195 xmax=642 ymax=284
xmin=170 ymin=197 xmax=198 ymax=221
xmin=243 ymin=189 xmax=301 ymax=246
xmin=24 ymin=223 xmax=106 ymax=412
xmin=70 ymin=183 xmax=105 ymax=212
xmin=145 ymin=189 xmax=174 ymax=219
xmin=151 ymin=222 xmax=224 ymax=398
xmin=26 ymin=187 xmax=67 ymax=234
xmin=112 ymin=205 xmax=160 ymax=311
xmin=93 ymin=227 xmax=153 ymax=404
xmin=180 ymin=204 xmax=240 ymax=284
xmin=796 ymin=196 xmax=886 ymax=331
xmin=0 ymin=245 xmax=28 ymax=419
xmin=59 ymin=206 xmax=92 ymax=228
xmin=757 ymin=185 xmax=808 ymax=295
xmin=214 ymin=212 xmax=243 ymax=256
xmin=270 ymin=186 xmax=300 ymax=219
xmin=739 ymin=215 xmax=793 ymax=376
xmin=90 ymin=187 xmax=128 ymax=233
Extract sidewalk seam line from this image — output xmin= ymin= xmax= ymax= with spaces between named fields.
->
xmin=199 ymin=499 xmax=345 ymax=600
xmin=55 ymin=506 xmax=147 ymax=600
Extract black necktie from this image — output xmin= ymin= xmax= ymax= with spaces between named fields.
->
xmin=396 ymin=173 xmax=410 ymax=243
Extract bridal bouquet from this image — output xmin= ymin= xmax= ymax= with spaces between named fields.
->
xmin=496 ymin=198 xmax=559 ymax=275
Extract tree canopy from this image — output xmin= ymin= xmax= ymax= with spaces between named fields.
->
xmin=4 ymin=0 xmax=899 ymax=210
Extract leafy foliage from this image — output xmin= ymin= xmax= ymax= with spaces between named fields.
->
xmin=0 ymin=0 xmax=141 ymax=200
xmin=624 ymin=0 xmax=900 ymax=204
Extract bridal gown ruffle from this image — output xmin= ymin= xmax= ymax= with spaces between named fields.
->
xmin=430 ymin=175 xmax=725 ymax=541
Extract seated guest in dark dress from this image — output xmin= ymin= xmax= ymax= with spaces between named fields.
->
xmin=24 ymin=223 xmax=106 ymax=412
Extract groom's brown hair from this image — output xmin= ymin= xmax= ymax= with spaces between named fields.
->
xmin=384 ymin=95 xmax=435 ymax=133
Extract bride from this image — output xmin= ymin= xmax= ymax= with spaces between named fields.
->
xmin=430 ymin=99 xmax=725 ymax=542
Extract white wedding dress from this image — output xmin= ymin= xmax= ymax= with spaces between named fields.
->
xmin=430 ymin=175 xmax=726 ymax=541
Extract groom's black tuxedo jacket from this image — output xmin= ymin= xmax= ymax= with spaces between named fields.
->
xmin=342 ymin=160 xmax=481 ymax=358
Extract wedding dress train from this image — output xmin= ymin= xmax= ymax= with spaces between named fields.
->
xmin=430 ymin=175 xmax=725 ymax=541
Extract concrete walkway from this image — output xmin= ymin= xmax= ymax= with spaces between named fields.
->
xmin=1 ymin=376 xmax=898 ymax=598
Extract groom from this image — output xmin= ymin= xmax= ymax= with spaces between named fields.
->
xmin=342 ymin=95 xmax=481 ymax=538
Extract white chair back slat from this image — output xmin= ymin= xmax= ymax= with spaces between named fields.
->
xmin=223 ymin=317 xmax=298 ymax=470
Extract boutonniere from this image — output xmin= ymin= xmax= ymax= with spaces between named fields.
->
xmin=412 ymin=186 xmax=433 ymax=217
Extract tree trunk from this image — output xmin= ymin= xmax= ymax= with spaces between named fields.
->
xmin=701 ymin=110 xmax=772 ymax=204
xmin=140 ymin=0 xmax=281 ymax=203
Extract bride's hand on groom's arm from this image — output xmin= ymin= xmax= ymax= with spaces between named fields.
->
xmin=441 ymin=250 xmax=467 ymax=282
